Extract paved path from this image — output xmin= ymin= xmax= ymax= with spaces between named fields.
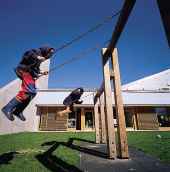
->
xmin=80 ymin=143 xmax=170 ymax=172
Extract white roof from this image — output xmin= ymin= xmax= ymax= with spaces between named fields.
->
xmin=36 ymin=69 xmax=170 ymax=107
xmin=122 ymin=69 xmax=170 ymax=90
xmin=36 ymin=89 xmax=95 ymax=107
xmin=36 ymin=89 xmax=170 ymax=107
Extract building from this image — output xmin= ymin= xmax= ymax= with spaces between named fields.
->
xmin=36 ymin=89 xmax=95 ymax=131
xmin=36 ymin=69 xmax=170 ymax=131
xmin=0 ymin=65 xmax=170 ymax=134
xmin=122 ymin=69 xmax=170 ymax=130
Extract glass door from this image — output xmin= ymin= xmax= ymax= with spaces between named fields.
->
xmin=85 ymin=111 xmax=94 ymax=129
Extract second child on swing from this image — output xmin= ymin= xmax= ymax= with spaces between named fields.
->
xmin=58 ymin=87 xmax=84 ymax=116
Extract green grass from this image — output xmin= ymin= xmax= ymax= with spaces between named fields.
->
xmin=0 ymin=132 xmax=95 ymax=172
xmin=0 ymin=131 xmax=169 ymax=172
xmin=127 ymin=131 xmax=170 ymax=163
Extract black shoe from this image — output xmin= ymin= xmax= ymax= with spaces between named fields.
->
xmin=1 ymin=97 xmax=23 ymax=121
xmin=14 ymin=112 xmax=26 ymax=121
xmin=1 ymin=107 xmax=15 ymax=121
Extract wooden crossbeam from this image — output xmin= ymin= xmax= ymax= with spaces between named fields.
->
xmin=157 ymin=0 xmax=170 ymax=47
xmin=94 ymin=70 xmax=114 ymax=101
xmin=94 ymin=82 xmax=104 ymax=102
xmin=103 ymin=0 xmax=136 ymax=61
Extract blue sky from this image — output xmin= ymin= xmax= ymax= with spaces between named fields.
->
xmin=0 ymin=0 xmax=169 ymax=89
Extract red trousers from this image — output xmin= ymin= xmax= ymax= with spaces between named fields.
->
xmin=16 ymin=72 xmax=36 ymax=102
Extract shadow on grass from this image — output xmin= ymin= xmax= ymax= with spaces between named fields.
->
xmin=41 ymin=138 xmax=107 ymax=159
xmin=36 ymin=154 xmax=82 ymax=172
xmin=36 ymin=140 xmax=82 ymax=172
xmin=0 ymin=152 xmax=18 ymax=165
xmin=36 ymin=138 xmax=107 ymax=172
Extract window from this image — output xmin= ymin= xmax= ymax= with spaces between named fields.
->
xmin=155 ymin=108 xmax=167 ymax=115
xmin=47 ymin=113 xmax=55 ymax=120
xmin=156 ymin=108 xmax=170 ymax=127
xmin=125 ymin=111 xmax=133 ymax=127
xmin=68 ymin=112 xmax=76 ymax=128
xmin=85 ymin=111 xmax=93 ymax=128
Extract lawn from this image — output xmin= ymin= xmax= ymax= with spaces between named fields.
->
xmin=127 ymin=131 xmax=170 ymax=163
xmin=0 ymin=131 xmax=169 ymax=172
xmin=0 ymin=132 xmax=95 ymax=172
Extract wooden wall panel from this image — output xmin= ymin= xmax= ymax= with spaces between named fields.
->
xmin=39 ymin=107 xmax=67 ymax=131
xmin=137 ymin=113 xmax=159 ymax=130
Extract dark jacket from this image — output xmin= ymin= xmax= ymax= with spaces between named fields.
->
xmin=63 ymin=88 xmax=84 ymax=106
xmin=16 ymin=46 xmax=54 ymax=78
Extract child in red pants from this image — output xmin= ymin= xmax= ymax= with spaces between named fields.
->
xmin=2 ymin=46 xmax=55 ymax=121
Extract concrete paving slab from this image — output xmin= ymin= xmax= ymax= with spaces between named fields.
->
xmin=80 ymin=143 xmax=170 ymax=172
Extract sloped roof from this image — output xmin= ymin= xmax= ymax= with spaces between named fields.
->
xmin=122 ymin=69 xmax=170 ymax=91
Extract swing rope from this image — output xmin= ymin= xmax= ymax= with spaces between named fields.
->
xmin=37 ymin=9 xmax=122 ymax=77
xmin=51 ymin=40 xmax=109 ymax=73
xmin=52 ymin=10 xmax=121 ymax=53
xmin=39 ymin=39 xmax=110 ymax=78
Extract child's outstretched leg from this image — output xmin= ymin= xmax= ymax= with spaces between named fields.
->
xmin=58 ymin=106 xmax=72 ymax=116
xmin=57 ymin=96 xmax=73 ymax=116
xmin=13 ymin=96 xmax=31 ymax=121
xmin=13 ymin=93 xmax=36 ymax=121
xmin=1 ymin=97 xmax=23 ymax=121
xmin=2 ymin=71 xmax=36 ymax=121
xmin=15 ymin=72 xmax=36 ymax=121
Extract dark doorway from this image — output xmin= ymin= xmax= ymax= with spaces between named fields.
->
xmin=76 ymin=108 xmax=81 ymax=130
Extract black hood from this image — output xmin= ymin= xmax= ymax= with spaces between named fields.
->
xmin=73 ymin=87 xmax=84 ymax=95
xmin=39 ymin=46 xmax=54 ymax=59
